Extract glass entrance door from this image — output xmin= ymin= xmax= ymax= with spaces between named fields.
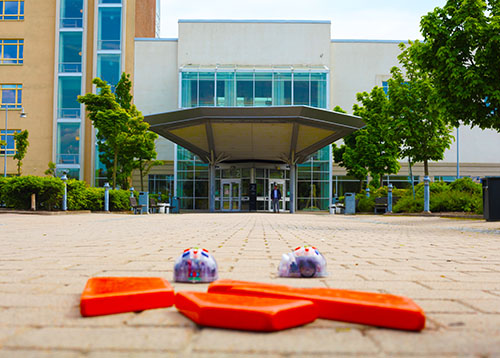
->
xmin=221 ymin=179 xmax=241 ymax=211
xmin=269 ymin=179 xmax=288 ymax=212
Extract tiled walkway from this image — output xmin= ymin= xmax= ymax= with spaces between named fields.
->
xmin=0 ymin=212 xmax=499 ymax=357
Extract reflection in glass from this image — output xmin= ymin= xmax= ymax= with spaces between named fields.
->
xmin=236 ymin=72 xmax=253 ymax=107
xmin=216 ymin=72 xmax=234 ymax=106
xmin=57 ymin=122 xmax=80 ymax=164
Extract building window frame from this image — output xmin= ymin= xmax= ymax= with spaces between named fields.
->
xmin=0 ymin=0 xmax=24 ymax=21
xmin=0 ymin=39 xmax=23 ymax=64
xmin=0 ymin=84 xmax=22 ymax=109
xmin=0 ymin=129 xmax=19 ymax=156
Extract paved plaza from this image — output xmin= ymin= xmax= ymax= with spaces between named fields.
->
xmin=0 ymin=212 xmax=499 ymax=357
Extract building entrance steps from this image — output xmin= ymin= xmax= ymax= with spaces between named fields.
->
xmin=208 ymin=279 xmax=426 ymax=331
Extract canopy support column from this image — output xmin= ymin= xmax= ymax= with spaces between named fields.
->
xmin=209 ymin=163 xmax=216 ymax=213
xmin=290 ymin=163 xmax=296 ymax=213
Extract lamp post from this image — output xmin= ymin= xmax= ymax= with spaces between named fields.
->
xmin=3 ymin=106 xmax=26 ymax=177
xmin=104 ymin=182 xmax=110 ymax=212
xmin=61 ymin=172 xmax=68 ymax=211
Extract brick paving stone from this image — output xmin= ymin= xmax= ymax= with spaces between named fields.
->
xmin=0 ymin=349 xmax=84 ymax=358
xmin=4 ymin=327 xmax=190 ymax=351
xmin=194 ymin=328 xmax=379 ymax=355
xmin=1 ymin=213 xmax=500 ymax=357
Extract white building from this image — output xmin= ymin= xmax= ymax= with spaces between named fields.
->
xmin=133 ymin=20 xmax=500 ymax=212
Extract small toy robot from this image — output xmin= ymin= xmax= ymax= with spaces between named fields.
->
xmin=278 ymin=245 xmax=327 ymax=278
xmin=174 ymin=247 xmax=218 ymax=283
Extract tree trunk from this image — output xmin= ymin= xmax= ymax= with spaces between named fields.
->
xmin=112 ymin=149 xmax=118 ymax=189
xmin=424 ymin=159 xmax=429 ymax=177
xmin=139 ymin=161 xmax=144 ymax=191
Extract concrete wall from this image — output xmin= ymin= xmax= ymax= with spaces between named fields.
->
xmin=330 ymin=40 xmax=401 ymax=112
xmin=134 ymin=39 xmax=178 ymax=161
xmin=178 ymin=21 xmax=331 ymax=67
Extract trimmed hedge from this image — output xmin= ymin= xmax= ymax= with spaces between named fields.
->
xmin=0 ymin=176 xmax=132 ymax=211
xmin=0 ymin=176 xmax=63 ymax=210
xmin=393 ymin=178 xmax=483 ymax=214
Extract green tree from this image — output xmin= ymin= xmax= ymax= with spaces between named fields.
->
xmin=13 ymin=130 xmax=29 ymax=175
xmin=78 ymin=73 xmax=158 ymax=189
xmin=417 ymin=0 xmax=500 ymax=131
xmin=332 ymin=106 xmax=368 ymax=188
xmin=388 ymin=42 xmax=454 ymax=177
xmin=78 ymin=77 xmax=125 ymax=188
xmin=351 ymin=88 xmax=400 ymax=187
xmin=44 ymin=161 xmax=57 ymax=177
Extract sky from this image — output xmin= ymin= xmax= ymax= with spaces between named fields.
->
xmin=159 ymin=0 xmax=448 ymax=40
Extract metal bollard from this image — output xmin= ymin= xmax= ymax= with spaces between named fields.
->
xmin=104 ymin=182 xmax=110 ymax=212
xmin=61 ymin=173 xmax=68 ymax=211
xmin=388 ymin=183 xmax=393 ymax=213
xmin=424 ymin=176 xmax=430 ymax=213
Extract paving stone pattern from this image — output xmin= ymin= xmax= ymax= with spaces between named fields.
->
xmin=0 ymin=212 xmax=499 ymax=357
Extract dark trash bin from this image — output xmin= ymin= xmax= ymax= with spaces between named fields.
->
xmin=344 ymin=193 xmax=355 ymax=215
xmin=482 ymin=177 xmax=500 ymax=221
xmin=138 ymin=192 xmax=149 ymax=214
xmin=171 ymin=196 xmax=180 ymax=214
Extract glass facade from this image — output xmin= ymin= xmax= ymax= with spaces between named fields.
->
xmin=94 ymin=1 xmax=123 ymax=185
xmin=0 ymin=0 xmax=24 ymax=21
xmin=55 ymin=0 xmax=83 ymax=179
xmin=178 ymin=68 xmax=331 ymax=211
xmin=297 ymin=147 xmax=330 ymax=210
xmin=181 ymin=69 xmax=327 ymax=108
xmin=0 ymin=39 xmax=23 ymax=64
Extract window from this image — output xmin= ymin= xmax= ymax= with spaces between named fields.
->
xmin=0 ymin=129 xmax=19 ymax=155
xmin=382 ymin=81 xmax=389 ymax=95
xmin=59 ymin=33 xmax=82 ymax=72
xmin=60 ymin=0 xmax=83 ymax=28
xmin=1 ymin=84 xmax=22 ymax=109
xmin=57 ymin=122 xmax=80 ymax=164
xmin=57 ymin=77 xmax=81 ymax=118
xmin=0 ymin=0 xmax=24 ymax=20
xmin=0 ymin=39 xmax=23 ymax=64
xmin=98 ymin=7 xmax=122 ymax=50
xmin=97 ymin=53 xmax=120 ymax=88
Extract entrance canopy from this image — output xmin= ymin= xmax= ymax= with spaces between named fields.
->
xmin=145 ymin=106 xmax=364 ymax=164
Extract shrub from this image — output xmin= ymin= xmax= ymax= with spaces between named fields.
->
xmin=67 ymin=179 xmax=90 ymax=210
xmin=449 ymin=177 xmax=482 ymax=195
xmin=357 ymin=196 xmax=375 ymax=212
xmin=109 ymin=189 xmax=130 ymax=211
xmin=393 ymin=196 xmax=423 ymax=213
xmin=1 ymin=176 xmax=64 ymax=210
xmin=86 ymin=187 xmax=104 ymax=211
xmin=430 ymin=190 xmax=483 ymax=213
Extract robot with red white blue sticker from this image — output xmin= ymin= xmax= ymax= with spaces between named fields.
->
xmin=174 ymin=247 xmax=218 ymax=283
xmin=278 ymin=245 xmax=328 ymax=278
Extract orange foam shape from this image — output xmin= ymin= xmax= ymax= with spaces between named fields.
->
xmin=175 ymin=291 xmax=318 ymax=331
xmin=80 ymin=277 xmax=175 ymax=317
xmin=208 ymin=279 xmax=425 ymax=331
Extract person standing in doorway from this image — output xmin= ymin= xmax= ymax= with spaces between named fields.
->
xmin=271 ymin=184 xmax=282 ymax=213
